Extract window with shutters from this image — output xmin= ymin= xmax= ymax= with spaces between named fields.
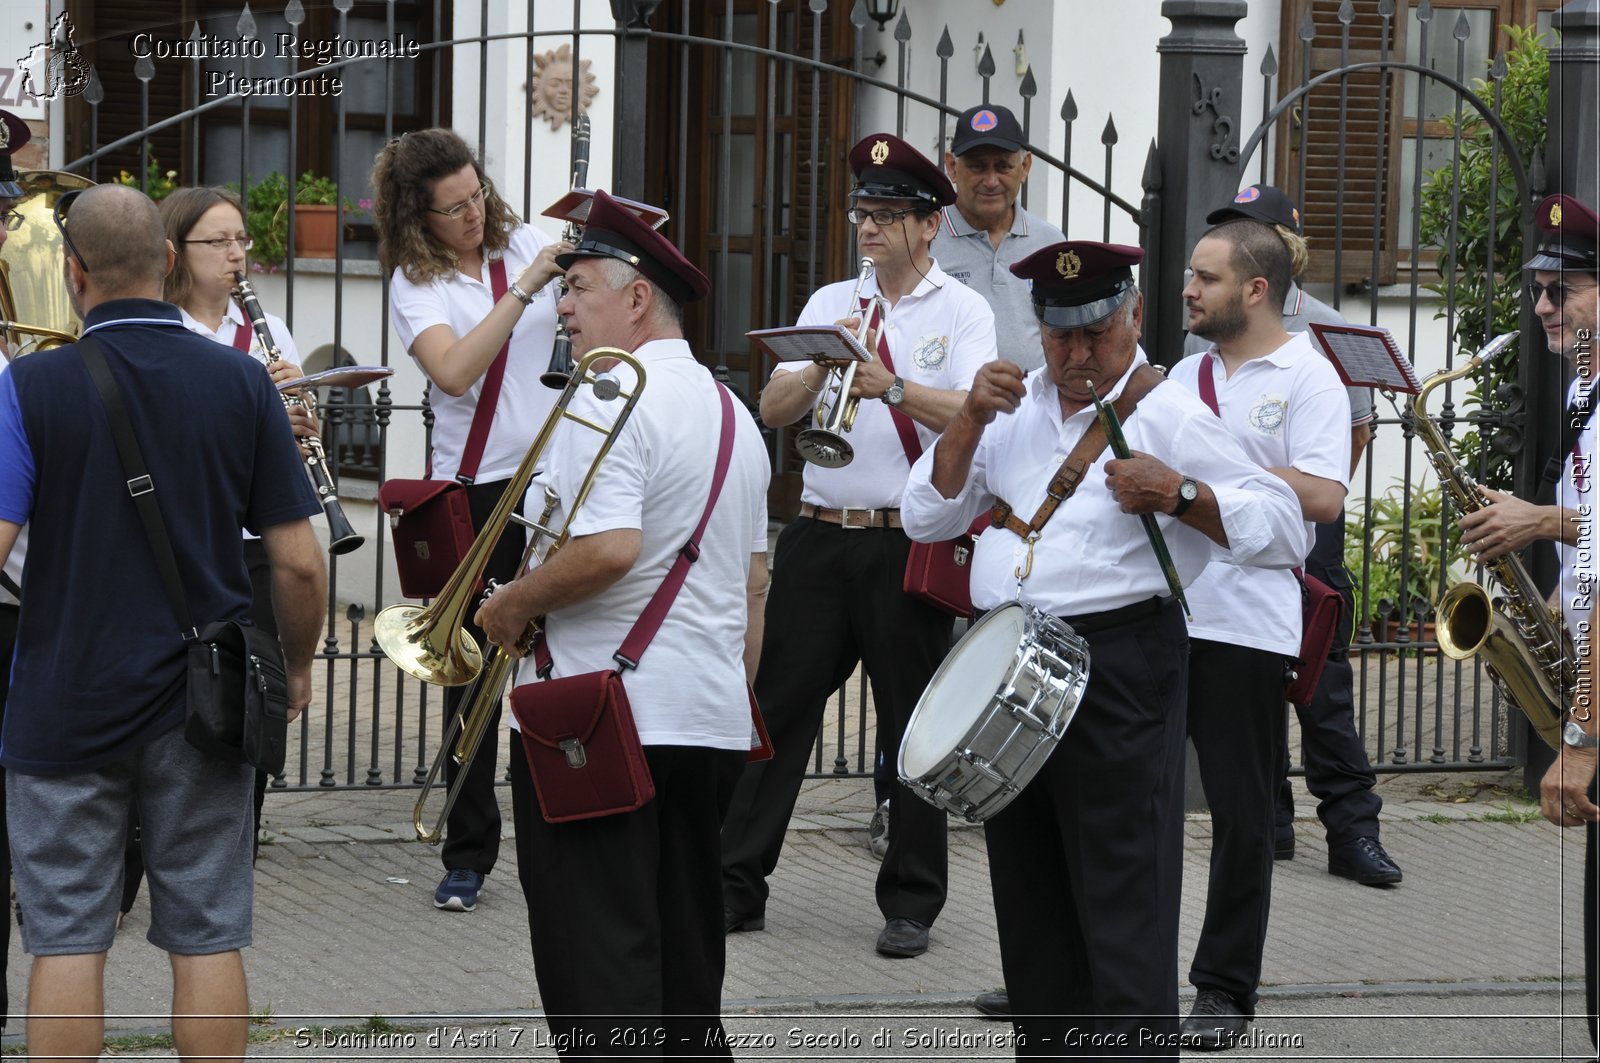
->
xmin=63 ymin=0 xmax=449 ymax=245
xmin=1274 ymin=0 xmax=1562 ymax=286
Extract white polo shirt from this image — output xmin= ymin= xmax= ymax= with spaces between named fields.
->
xmin=512 ymin=339 xmax=771 ymax=749
xmin=389 ymin=223 xmax=561 ymax=483
xmin=901 ymin=349 xmax=1307 ymax=617
xmin=180 ymin=303 xmax=302 ymax=369
xmin=1168 ymin=331 xmax=1352 ymax=655
xmin=774 ymin=259 xmax=996 ymax=509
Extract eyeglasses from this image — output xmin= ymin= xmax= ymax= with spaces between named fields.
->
xmin=53 ymin=188 xmax=89 ymax=274
xmin=847 ymin=206 xmax=921 ymax=227
xmin=2 ymin=209 xmax=21 ymax=232
xmin=182 ymin=235 xmax=254 ymax=252
xmin=1529 ymin=279 xmax=1596 ymax=308
xmin=427 ymin=183 xmax=488 ymax=219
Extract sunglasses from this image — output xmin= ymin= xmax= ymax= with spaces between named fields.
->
xmin=1528 ymin=279 xmax=1596 ymax=307
xmin=53 ymin=187 xmax=89 ymax=274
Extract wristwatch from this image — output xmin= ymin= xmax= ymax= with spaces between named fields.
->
xmin=1170 ymin=477 xmax=1200 ymax=519
xmin=1563 ymin=720 xmax=1600 ymax=749
xmin=884 ymin=376 xmax=906 ymax=407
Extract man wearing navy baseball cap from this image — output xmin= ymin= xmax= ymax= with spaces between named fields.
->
xmin=940 ymin=104 xmax=1064 ymax=372
xmin=903 ymin=239 xmax=1305 ymax=1057
xmin=723 ymin=132 xmax=997 ymax=961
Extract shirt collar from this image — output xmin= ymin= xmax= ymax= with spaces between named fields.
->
xmin=177 ymin=302 xmax=246 ymax=337
xmin=80 ymin=299 xmax=186 ymax=333
xmin=1025 ymin=345 xmax=1150 ymax=404
xmin=1281 ymin=281 xmax=1306 ymax=317
xmin=941 ymin=204 xmax=1027 ymax=239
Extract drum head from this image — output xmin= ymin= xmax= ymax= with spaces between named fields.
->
xmin=901 ymin=603 xmax=1026 ymax=778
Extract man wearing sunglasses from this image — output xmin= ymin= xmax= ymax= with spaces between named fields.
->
xmin=0 ymin=183 xmax=327 ymax=1059
xmin=1460 ymin=191 xmax=1599 ymax=1050
xmin=721 ymin=133 xmax=996 ymax=960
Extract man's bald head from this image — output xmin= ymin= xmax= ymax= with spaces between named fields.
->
xmin=66 ymin=184 xmax=170 ymax=300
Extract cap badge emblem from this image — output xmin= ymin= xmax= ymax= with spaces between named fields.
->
xmin=971 ymin=109 xmax=998 ymax=132
xmin=1234 ymin=187 xmax=1260 ymax=203
xmin=1056 ymin=250 xmax=1081 ymax=279
xmin=870 ymin=139 xmax=890 ymax=166
xmin=1551 ymin=201 xmax=1563 ymax=227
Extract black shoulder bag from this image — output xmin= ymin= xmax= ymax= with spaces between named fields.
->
xmin=79 ymin=335 xmax=290 ymax=774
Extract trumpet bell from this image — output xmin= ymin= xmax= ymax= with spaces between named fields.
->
xmin=374 ymin=602 xmax=484 ymax=686
xmin=795 ymin=427 xmax=854 ymax=469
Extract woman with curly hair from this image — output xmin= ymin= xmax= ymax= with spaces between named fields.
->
xmin=372 ymin=128 xmax=566 ymax=915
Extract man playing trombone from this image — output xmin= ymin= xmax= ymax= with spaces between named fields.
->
xmin=475 ymin=190 xmax=770 ymax=1053
xmin=720 ymin=133 xmax=996 ymax=959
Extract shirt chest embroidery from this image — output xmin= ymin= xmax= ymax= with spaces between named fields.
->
xmin=912 ymin=334 xmax=949 ymax=370
xmin=1247 ymin=395 xmax=1287 ymax=436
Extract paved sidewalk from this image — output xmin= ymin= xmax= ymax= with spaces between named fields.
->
xmin=4 ymin=770 xmax=1591 ymax=1054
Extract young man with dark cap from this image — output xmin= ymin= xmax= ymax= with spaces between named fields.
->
xmin=1173 ymin=218 xmax=1352 ymax=1050
xmin=720 ymin=133 xmax=995 ymax=959
xmin=476 ymin=189 xmax=771 ymax=1053
xmin=902 ymin=240 xmax=1304 ymax=1058
xmin=940 ymin=103 xmax=1065 ymax=371
xmin=1187 ymin=184 xmax=1402 ymax=890
xmin=1461 ymin=191 xmax=1599 ymax=1051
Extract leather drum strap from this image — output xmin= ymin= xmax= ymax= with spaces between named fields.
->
xmin=989 ymin=364 xmax=1165 ymax=540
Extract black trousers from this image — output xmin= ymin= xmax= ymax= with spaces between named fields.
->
xmin=720 ymin=518 xmax=951 ymax=926
xmin=440 ymin=478 xmax=527 ymax=876
xmin=1277 ymin=519 xmax=1382 ymax=843
xmin=511 ymin=742 xmax=744 ymax=1059
xmin=985 ymin=598 xmax=1187 ymax=1059
xmin=1187 ymin=639 xmax=1288 ymax=1012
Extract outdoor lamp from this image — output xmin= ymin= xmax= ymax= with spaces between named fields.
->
xmin=865 ymin=0 xmax=899 ymax=31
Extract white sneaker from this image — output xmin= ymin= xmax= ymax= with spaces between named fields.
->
xmin=868 ymin=800 xmax=890 ymax=860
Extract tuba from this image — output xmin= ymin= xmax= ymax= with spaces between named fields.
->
xmin=0 ymin=170 xmax=91 ymax=359
xmin=1417 ymin=331 xmax=1574 ymax=749
xmin=373 ymin=347 xmax=645 ymax=842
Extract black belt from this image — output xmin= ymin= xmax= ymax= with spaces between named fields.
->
xmin=1060 ymin=594 xmax=1174 ymax=635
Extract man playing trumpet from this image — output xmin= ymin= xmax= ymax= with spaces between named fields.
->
xmin=720 ymin=133 xmax=996 ymax=959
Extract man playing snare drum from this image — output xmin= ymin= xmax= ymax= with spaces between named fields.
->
xmin=901 ymin=242 xmax=1304 ymax=1058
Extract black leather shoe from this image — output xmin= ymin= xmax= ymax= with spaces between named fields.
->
xmin=724 ymin=906 xmax=765 ymax=934
xmin=1274 ymin=831 xmax=1296 ymax=861
xmin=1328 ymin=835 xmax=1403 ymax=886
xmin=1179 ymin=989 xmax=1251 ymax=1051
xmin=973 ymin=990 xmax=1010 ymax=1018
xmin=875 ymin=917 xmax=929 ymax=958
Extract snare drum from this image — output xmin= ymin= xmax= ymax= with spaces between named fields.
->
xmin=898 ymin=601 xmax=1089 ymax=823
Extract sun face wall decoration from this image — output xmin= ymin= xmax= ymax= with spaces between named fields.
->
xmin=528 ymin=43 xmax=600 ymax=132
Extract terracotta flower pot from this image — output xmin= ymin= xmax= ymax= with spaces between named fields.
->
xmin=293 ymin=204 xmax=340 ymax=259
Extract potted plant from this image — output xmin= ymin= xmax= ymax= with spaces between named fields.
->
xmin=241 ymin=171 xmax=353 ymax=266
xmin=1345 ymin=480 xmax=1469 ymax=644
xmin=114 ymin=156 xmax=179 ymax=201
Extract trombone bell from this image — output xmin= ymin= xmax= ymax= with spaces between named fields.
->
xmin=373 ymin=603 xmax=484 ymax=687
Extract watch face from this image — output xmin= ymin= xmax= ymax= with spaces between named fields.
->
xmin=1180 ymin=479 xmax=1199 ymax=502
xmin=1565 ymin=721 xmax=1598 ymax=748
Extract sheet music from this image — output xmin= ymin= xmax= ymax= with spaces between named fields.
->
xmin=746 ymin=324 xmax=873 ymax=364
xmin=1307 ymin=322 xmax=1424 ymax=394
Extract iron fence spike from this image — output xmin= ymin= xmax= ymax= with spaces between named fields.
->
xmin=937 ymin=25 xmax=953 ymax=59
xmin=286 ymin=0 xmax=306 ymax=28
xmin=1101 ymin=114 xmax=1118 ymax=145
xmin=1020 ymin=65 xmax=1037 ymax=98
xmin=894 ymin=9 xmax=911 ymax=43
xmin=238 ymin=4 xmax=258 ymax=40
xmin=1061 ymin=89 xmax=1077 ymax=123
xmin=1261 ymin=45 xmax=1278 ymax=77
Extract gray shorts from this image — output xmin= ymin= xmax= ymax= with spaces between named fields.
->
xmin=8 ymin=723 xmax=255 ymax=956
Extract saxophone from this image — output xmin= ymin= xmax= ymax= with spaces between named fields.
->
xmin=1415 ymin=331 xmax=1573 ymax=749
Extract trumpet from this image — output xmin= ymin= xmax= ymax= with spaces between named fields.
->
xmin=541 ymin=114 xmax=591 ymax=389
xmin=795 ymin=257 xmax=886 ymax=469
xmin=232 ymin=273 xmax=364 ymax=555
xmin=372 ymin=347 xmax=646 ymax=842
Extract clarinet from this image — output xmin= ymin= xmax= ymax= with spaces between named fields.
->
xmin=231 ymin=272 xmax=364 ymax=556
xmin=540 ymin=114 xmax=591 ymax=389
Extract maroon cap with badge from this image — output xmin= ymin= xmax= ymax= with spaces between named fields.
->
xmin=0 ymin=109 xmax=32 ymax=199
xmin=555 ymin=188 xmax=711 ymax=305
xmin=848 ymin=132 xmax=956 ymax=208
xmin=1010 ymin=241 xmax=1143 ymax=329
xmin=1525 ymin=193 xmax=1599 ymax=273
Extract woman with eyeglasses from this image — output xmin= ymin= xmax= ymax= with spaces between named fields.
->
xmin=371 ymin=127 xmax=567 ymax=916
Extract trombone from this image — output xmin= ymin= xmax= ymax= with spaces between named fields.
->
xmin=795 ymin=257 xmax=886 ymax=469
xmin=373 ymin=346 xmax=646 ymax=843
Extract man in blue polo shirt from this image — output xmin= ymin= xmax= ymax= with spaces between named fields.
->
xmin=0 ymin=183 xmax=326 ymax=1059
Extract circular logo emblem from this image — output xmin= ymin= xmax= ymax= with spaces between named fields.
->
xmin=1056 ymin=250 xmax=1082 ymax=279
xmin=970 ymin=109 xmax=999 ymax=133
xmin=870 ymin=139 xmax=890 ymax=166
xmin=1248 ymin=397 xmax=1287 ymax=436
xmin=1233 ymin=186 xmax=1261 ymax=204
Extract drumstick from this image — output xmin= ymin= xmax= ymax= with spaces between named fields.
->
xmin=1086 ymin=382 xmax=1192 ymax=620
